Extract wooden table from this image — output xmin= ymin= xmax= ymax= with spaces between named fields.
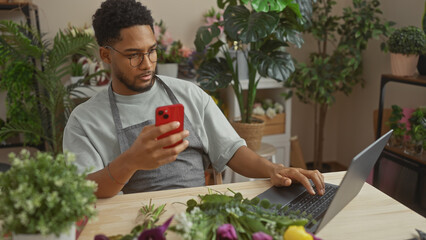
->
xmin=79 ymin=171 xmax=426 ymax=240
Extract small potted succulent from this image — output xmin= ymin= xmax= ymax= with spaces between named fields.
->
xmin=387 ymin=26 xmax=426 ymax=76
xmin=404 ymin=108 xmax=425 ymax=156
xmin=0 ymin=150 xmax=97 ymax=240
xmin=386 ymin=105 xmax=407 ymax=148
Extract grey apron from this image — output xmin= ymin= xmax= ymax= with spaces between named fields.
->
xmin=108 ymin=76 xmax=207 ymax=194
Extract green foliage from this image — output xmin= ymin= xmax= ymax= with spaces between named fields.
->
xmin=170 ymin=189 xmax=309 ymax=240
xmin=0 ymin=150 xmax=97 ymax=236
xmin=407 ymin=108 xmax=426 ymax=142
xmin=195 ymin=0 xmax=308 ymax=123
xmin=70 ymin=61 xmax=84 ymax=76
xmin=0 ymin=20 xmax=102 ymax=155
xmin=386 ymin=105 xmax=406 ymax=137
xmin=387 ymin=26 xmax=426 ymax=55
xmin=0 ymin=60 xmax=41 ymax=144
xmin=284 ymin=0 xmax=394 ymax=106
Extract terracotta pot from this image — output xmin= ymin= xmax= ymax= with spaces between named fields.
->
xmin=231 ymin=118 xmax=265 ymax=151
xmin=390 ymin=53 xmax=419 ymax=76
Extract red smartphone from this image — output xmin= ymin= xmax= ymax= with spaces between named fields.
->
xmin=155 ymin=103 xmax=184 ymax=148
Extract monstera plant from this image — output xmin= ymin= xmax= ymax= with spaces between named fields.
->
xmin=194 ymin=0 xmax=311 ymax=123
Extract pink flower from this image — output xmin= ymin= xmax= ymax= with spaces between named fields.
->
xmin=179 ymin=46 xmax=193 ymax=58
xmin=216 ymin=224 xmax=237 ymax=240
xmin=161 ymin=31 xmax=174 ymax=46
xmin=154 ymin=25 xmax=161 ymax=40
xmin=252 ymin=232 xmax=273 ymax=240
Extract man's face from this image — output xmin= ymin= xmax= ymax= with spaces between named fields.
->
xmin=103 ymin=25 xmax=157 ymax=95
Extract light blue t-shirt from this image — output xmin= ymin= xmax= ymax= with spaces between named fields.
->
xmin=63 ymin=76 xmax=245 ymax=176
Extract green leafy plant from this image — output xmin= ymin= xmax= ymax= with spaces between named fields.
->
xmin=387 ymin=26 xmax=426 ymax=55
xmin=169 ymin=189 xmax=311 ymax=240
xmin=0 ymin=150 xmax=97 ymax=236
xmin=0 ymin=20 xmax=106 ymax=155
xmin=194 ymin=0 xmax=310 ymax=123
xmin=386 ymin=105 xmax=406 ymax=148
xmin=282 ymin=0 xmax=394 ymax=170
xmin=71 ymin=61 xmax=84 ymax=76
xmin=407 ymin=108 xmax=426 ymax=142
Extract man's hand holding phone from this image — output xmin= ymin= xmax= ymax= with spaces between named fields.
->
xmin=124 ymin=104 xmax=188 ymax=171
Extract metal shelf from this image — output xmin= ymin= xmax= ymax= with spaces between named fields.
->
xmin=374 ymin=74 xmax=426 ymax=211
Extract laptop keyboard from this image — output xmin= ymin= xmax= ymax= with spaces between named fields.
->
xmin=279 ymin=184 xmax=338 ymax=221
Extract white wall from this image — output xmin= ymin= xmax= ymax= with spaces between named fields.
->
xmin=1 ymin=0 xmax=425 ymax=167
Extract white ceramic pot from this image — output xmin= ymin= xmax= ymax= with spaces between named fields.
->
xmin=70 ymin=76 xmax=84 ymax=85
xmin=157 ymin=63 xmax=178 ymax=78
xmin=390 ymin=53 xmax=419 ymax=76
xmin=13 ymin=225 xmax=75 ymax=240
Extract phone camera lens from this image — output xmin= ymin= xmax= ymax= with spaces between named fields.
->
xmin=163 ymin=114 xmax=169 ymax=119
xmin=158 ymin=110 xmax=164 ymax=115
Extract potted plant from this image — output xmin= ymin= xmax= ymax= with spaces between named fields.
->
xmin=387 ymin=26 xmax=426 ymax=76
xmin=386 ymin=105 xmax=406 ymax=148
xmin=283 ymin=0 xmax=394 ymax=170
xmin=0 ymin=20 xmax=105 ymax=155
xmin=154 ymin=20 xmax=185 ymax=78
xmin=194 ymin=0 xmax=310 ymax=150
xmin=418 ymin=1 xmax=426 ymax=75
xmin=0 ymin=150 xmax=97 ymax=240
xmin=404 ymin=108 xmax=425 ymax=156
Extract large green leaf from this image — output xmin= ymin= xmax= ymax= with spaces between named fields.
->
xmin=196 ymin=58 xmax=233 ymax=92
xmin=250 ymin=49 xmax=295 ymax=81
xmin=194 ymin=24 xmax=221 ymax=52
xmin=224 ymin=5 xmax=279 ymax=43
xmin=249 ymin=0 xmax=291 ymax=12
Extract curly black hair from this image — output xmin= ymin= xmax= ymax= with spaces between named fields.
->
xmin=92 ymin=0 xmax=154 ymax=46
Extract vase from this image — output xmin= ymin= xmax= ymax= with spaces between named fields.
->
xmin=157 ymin=63 xmax=178 ymax=78
xmin=231 ymin=118 xmax=265 ymax=151
xmin=13 ymin=225 xmax=76 ymax=240
xmin=390 ymin=53 xmax=419 ymax=76
xmin=404 ymin=138 xmax=423 ymax=156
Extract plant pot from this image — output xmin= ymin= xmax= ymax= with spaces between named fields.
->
xmin=404 ymin=139 xmax=423 ymax=156
xmin=231 ymin=119 xmax=265 ymax=151
xmin=390 ymin=53 xmax=419 ymax=76
xmin=417 ymin=54 xmax=426 ymax=75
xmin=157 ymin=63 xmax=178 ymax=78
xmin=388 ymin=134 xmax=404 ymax=149
xmin=70 ymin=76 xmax=84 ymax=85
xmin=13 ymin=225 xmax=75 ymax=240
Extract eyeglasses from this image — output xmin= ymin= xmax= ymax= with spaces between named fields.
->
xmin=105 ymin=45 xmax=157 ymax=67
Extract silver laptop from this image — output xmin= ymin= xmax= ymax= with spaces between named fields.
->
xmin=256 ymin=130 xmax=392 ymax=233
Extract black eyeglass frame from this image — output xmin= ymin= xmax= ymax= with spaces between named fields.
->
xmin=104 ymin=45 xmax=157 ymax=67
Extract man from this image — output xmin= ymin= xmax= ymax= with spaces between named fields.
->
xmin=63 ymin=0 xmax=325 ymax=198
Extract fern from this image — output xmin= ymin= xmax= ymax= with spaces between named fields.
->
xmin=0 ymin=20 xmax=101 ymax=155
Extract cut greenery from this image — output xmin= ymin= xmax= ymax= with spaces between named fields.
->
xmin=169 ymin=189 xmax=310 ymax=240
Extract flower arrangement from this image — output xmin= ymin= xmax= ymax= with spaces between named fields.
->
xmin=0 ymin=150 xmax=97 ymax=236
xmin=253 ymin=98 xmax=285 ymax=119
xmin=154 ymin=20 xmax=189 ymax=64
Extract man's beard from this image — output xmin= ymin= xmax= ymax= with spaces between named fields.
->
xmin=116 ymin=70 xmax=155 ymax=93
